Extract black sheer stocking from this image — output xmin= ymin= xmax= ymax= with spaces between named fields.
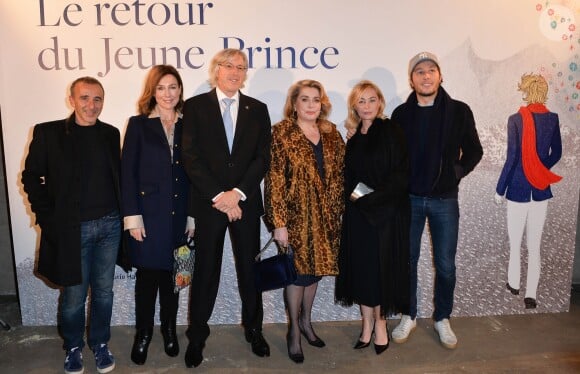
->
xmin=299 ymin=282 xmax=319 ymax=341
xmin=284 ymin=284 xmax=304 ymax=356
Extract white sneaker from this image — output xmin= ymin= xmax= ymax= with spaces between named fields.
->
xmin=434 ymin=319 xmax=457 ymax=349
xmin=391 ymin=315 xmax=416 ymax=343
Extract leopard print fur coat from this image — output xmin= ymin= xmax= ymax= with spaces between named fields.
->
xmin=265 ymin=118 xmax=345 ymax=276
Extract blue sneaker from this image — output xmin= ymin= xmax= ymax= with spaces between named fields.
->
xmin=92 ymin=343 xmax=115 ymax=373
xmin=64 ymin=347 xmax=83 ymax=374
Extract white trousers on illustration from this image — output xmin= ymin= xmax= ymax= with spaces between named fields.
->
xmin=506 ymin=199 xmax=548 ymax=299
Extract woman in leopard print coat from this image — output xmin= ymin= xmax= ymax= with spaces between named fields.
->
xmin=265 ymin=80 xmax=344 ymax=363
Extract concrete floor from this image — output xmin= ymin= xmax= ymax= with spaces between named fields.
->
xmin=1 ymin=288 xmax=579 ymax=374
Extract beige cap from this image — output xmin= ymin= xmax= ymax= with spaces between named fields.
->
xmin=408 ymin=51 xmax=440 ymax=77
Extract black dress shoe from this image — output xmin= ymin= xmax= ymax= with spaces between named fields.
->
xmin=506 ymin=283 xmax=520 ymax=295
xmin=245 ymin=329 xmax=270 ymax=357
xmin=524 ymin=297 xmax=537 ymax=309
xmin=286 ymin=331 xmax=304 ymax=364
xmin=131 ymin=328 xmax=153 ymax=365
xmin=184 ymin=343 xmax=204 ymax=368
xmin=161 ymin=323 xmax=179 ymax=357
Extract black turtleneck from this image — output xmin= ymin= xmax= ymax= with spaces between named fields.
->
xmin=73 ymin=123 xmax=117 ymax=221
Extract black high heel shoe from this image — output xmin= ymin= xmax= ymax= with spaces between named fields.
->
xmin=374 ymin=340 xmax=390 ymax=354
xmin=286 ymin=331 xmax=304 ymax=364
xmin=299 ymin=322 xmax=325 ymax=348
xmin=353 ymin=337 xmax=371 ymax=349
xmin=353 ymin=329 xmax=372 ymax=350
xmin=373 ymin=326 xmax=390 ymax=355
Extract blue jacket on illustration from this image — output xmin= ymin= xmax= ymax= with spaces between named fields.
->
xmin=496 ymin=111 xmax=562 ymax=202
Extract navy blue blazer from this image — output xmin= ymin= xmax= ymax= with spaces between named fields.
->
xmin=121 ymin=115 xmax=191 ymax=271
xmin=496 ymin=111 xmax=562 ymax=202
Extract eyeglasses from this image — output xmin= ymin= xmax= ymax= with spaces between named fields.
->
xmin=219 ymin=63 xmax=248 ymax=72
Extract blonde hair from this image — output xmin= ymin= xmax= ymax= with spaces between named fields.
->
xmin=282 ymin=79 xmax=333 ymax=132
xmin=137 ymin=65 xmax=184 ymax=116
xmin=345 ymin=80 xmax=386 ymax=130
xmin=518 ymin=73 xmax=548 ymax=104
xmin=208 ymin=48 xmax=248 ymax=88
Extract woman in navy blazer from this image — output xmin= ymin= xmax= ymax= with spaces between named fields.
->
xmin=495 ymin=73 xmax=562 ymax=309
xmin=121 ymin=65 xmax=194 ymax=365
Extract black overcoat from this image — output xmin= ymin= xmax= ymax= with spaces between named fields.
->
xmin=22 ymin=115 xmax=128 ymax=287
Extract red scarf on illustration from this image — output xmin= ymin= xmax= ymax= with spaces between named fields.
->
xmin=519 ymin=103 xmax=562 ymax=190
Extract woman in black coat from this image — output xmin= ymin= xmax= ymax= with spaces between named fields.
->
xmin=336 ymin=80 xmax=411 ymax=355
xmin=121 ymin=65 xmax=194 ymax=365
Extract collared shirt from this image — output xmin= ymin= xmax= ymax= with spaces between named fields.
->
xmin=216 ymin=87 xmax=240 ymax=134
xmin=212 ymin=88 xmax=246 ymax=202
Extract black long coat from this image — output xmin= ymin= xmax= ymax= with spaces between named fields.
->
xmin=21 ymin=115 xmax=128 ymax=287
xmin=336 ymin=117 xmax=411 ymax=317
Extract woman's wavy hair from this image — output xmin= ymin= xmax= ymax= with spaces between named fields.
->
xmin=282 ymin=79 xmax=332 ymax=132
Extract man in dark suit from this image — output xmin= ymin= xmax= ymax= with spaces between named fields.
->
xmin=22 ymin=77 xmax=125 ymax=374
xmin=181 ymin=48 xmax=272 ymax=368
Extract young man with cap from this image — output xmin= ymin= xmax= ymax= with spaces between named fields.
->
xmin=390 ymin=52 xmax=483 ymax=349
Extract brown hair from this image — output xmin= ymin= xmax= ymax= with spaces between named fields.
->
xmin=345 ymin=80 xmax=386 ymax=130
xmin=137 ymin=65 xmax=184 ymax=116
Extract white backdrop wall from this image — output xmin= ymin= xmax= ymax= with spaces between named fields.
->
xmin=1 ymin=0 xmax=578 ymax=326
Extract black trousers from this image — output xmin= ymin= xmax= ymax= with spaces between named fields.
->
xmin=186 ymin=208 xmax=263 ymax=346
xmin=135 ymin=268 xmax=179 ymax=329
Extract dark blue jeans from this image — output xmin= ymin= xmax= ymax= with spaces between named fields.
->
xmin=59 ymin=211 xmax=121 ymax=350
xmin=409 ymin=195 xmax=459 ymax=321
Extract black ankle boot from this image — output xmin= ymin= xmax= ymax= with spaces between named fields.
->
xmin=131 ymin=328 xmax=153 ymax=365
xmin=161 ymin=321 xmax=179 ymax=357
